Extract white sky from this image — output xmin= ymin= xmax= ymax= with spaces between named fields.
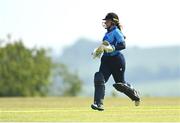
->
xmin=0 ymin=0 xmax=180 ymax=53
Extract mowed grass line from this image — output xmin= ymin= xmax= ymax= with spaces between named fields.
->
xmin=0 ymin=97 xmax=179 ymax=122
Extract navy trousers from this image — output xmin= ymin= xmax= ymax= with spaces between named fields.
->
xmin=99 ymin=53 xmax=126 ymax=83
xmin=93 ymin=53 xmax=126 ymax=105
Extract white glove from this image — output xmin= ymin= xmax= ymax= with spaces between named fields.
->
xmin=92 ymin=45 xmax=104 ymax=59
xmin=102 ymin=41 xmax=115 ymax=53
xmin=92 ymin=41 xmax=115 ymax=59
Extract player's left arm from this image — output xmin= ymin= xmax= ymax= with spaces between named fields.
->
xmin=113 ymin=31 xmax=126 ymax=51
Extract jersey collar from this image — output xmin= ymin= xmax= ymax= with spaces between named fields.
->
xmin=107 ymin=26 xmax=117 ymax=32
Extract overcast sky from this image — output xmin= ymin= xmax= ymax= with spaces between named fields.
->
xmin=0 ymin=0 xmax=180 ymax=53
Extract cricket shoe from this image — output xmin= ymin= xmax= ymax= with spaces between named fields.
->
xmin=135 ymin=100 xmax=140 ymax=106
xmin=134 ymin=90 xmax=140 ymax=106
xmin=91 ymin=104 xmax=104 ymax=111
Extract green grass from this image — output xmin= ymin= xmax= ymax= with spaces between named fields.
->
xmin=0 ymin=97 xmax=180 ymax=122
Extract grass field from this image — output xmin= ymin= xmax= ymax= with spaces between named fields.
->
xmin=0 ymin=97 xmax=179 ymax=122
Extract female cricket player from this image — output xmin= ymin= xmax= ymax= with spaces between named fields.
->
xmin=91 ymin=12 xmax=140 ymax=111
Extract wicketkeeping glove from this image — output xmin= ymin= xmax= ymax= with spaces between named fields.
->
xmin=102 ymin=41 xmax=115 ymax=53
xmin=92 ymin=45 xmax=104 ymax=59
xmin=92 ymin=41 xmax=115 ymax=59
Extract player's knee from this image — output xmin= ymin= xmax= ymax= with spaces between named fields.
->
xmin=94 ymin=72 xmax=105 ymax=85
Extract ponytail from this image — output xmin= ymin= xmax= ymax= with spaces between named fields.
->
xmin=115 ymin=22 xmax=126 ymax=39
xmin=116 ymin=23 xmax=122 ymax=31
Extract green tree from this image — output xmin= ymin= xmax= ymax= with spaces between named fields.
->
xmin=0 ymin=39 xmax=52 ymax=96
xmin=57 ymin=63 xmax=83 ymax=96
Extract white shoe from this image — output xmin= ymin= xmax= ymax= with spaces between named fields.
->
xmin=91 ymin=104 xmax=104 ymax=111
xmin=135 ymin=100 xmax=140 ymax=106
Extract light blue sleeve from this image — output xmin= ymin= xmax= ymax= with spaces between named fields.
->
xmin=114 ymin=29 xmax=125 ymax=43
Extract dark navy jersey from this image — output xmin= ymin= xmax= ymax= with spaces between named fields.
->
xmin=103 ymin=26 xmax=125 ymax=56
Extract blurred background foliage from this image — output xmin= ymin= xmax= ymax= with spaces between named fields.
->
xmin=0 ymin=36 xmax=83 ymax=97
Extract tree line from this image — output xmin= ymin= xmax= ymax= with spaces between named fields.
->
xmin=0 ymin=36 xmax=83 ymax=96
